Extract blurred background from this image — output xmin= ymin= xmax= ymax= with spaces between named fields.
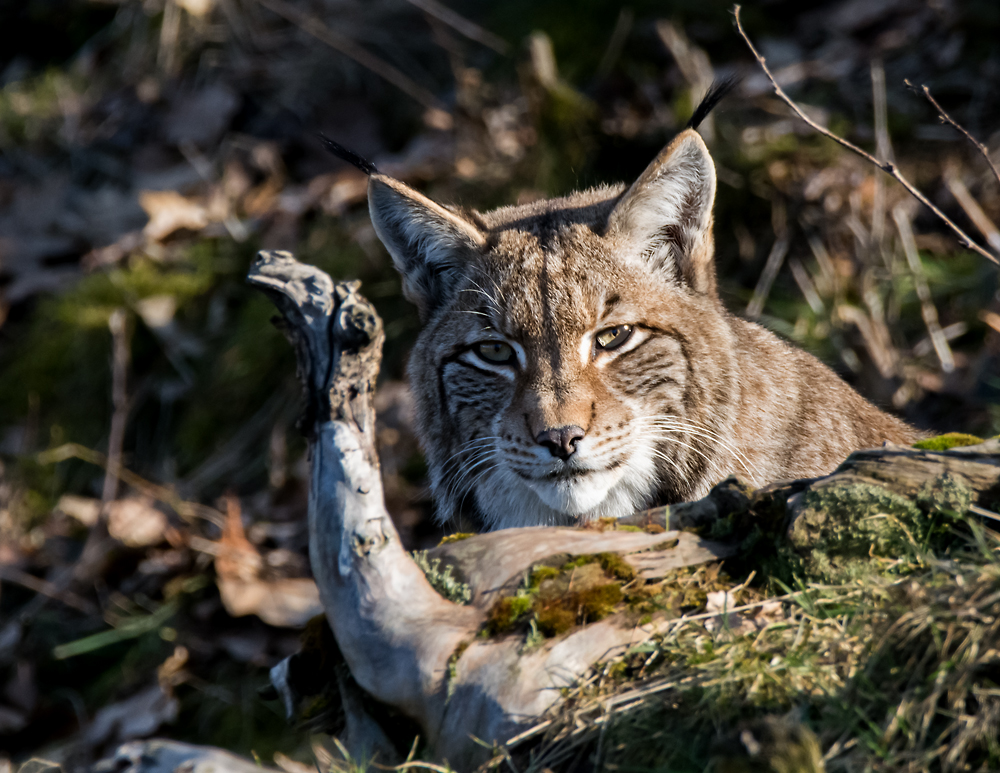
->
xmin=0 ymin=0 xmax=998 ymax=769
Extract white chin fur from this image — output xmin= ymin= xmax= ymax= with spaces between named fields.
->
xmin=466 ymin=449 xmax=659 ymax=530
xmin=525 ymin=471 xmax=618 ymax=515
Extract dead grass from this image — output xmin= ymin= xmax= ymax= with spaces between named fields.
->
xmin=504 ymin=515 xmax=1000 ymax=773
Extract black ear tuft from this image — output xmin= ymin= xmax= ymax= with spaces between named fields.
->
xmin=318 ymin=133 xmax=378 ymax=175
xmin=686 ymin=75 xmax=742 ymax=130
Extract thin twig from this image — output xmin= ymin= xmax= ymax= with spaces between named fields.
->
xmin=102 ymin=308 xmax=131 ymax=508
xmin=943 ymin=167 xmax=1000 ymax=254
xmin=732 ymin=5 xmax=1000 ymax=267
xmin=256 ymin=0 xmax=447 ymax=113
xmin=73 ymin=309 xmax=133 ymax=582
xmin=0 ymin=566 xmax=98 ymax=615
xmin=596 ymin=8 xmax=634 ymax=81
xmin=906 ymin=79 xmax=1000 ymax=190
xmin=746 ymin=202 xmax=791 ymax=319
xmin=893 ymin=204 xmax=955 ymax=372
xmin=402 ymin=0 xmax=508 ymax=54
xmin=39 ymin=442 xmax=224 ymax=528
xmin=871 ymin=59 xmax=892 ymax=254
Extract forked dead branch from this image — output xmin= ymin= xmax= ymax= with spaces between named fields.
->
xmin=732 ymin=4 xmax=1000 ymax=268
xmin=245 ymin=249 xmax=1000 ymax=768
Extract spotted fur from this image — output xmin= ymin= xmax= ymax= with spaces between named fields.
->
xmin=366 ymin=130 xmax=918 ymax=530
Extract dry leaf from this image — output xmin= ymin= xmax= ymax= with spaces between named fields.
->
xmin=139 ymin=190 xmax=209 ymax=242
xmin=157 ymin=646 xmax=189 ymax=690
xmin=57 ymin=494 xmax=100 ymax=527
xmin=214 ymin=496 xmax=262 ymax=582
xmin=108 ymin=498 xmax=168 ymax=548
xmin=704 ymin=589 xmax=742 ymax=633
xmin=214 ymin=496 xmax=320 ymax=627
xmin=216 ymin=576 xmax=322 ymax=628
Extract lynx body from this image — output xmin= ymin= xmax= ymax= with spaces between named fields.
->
xmin=363 ymin=128 xmax=916 ymax=529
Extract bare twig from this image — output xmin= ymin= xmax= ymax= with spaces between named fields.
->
xmin=732 ymin=5 xmax=1000 ymax=267
xmin=72 ymin=309 xmax=133 ymax=582
xmin=102 ymin=308 xmax=131 ymax=507
xmin=836 ymin=304 xmax=898 ymax=379
xmin=402 ymin=0 xmax=508 ymax=54
xmin=943 ymin=167 xmax=1000 ymax=254
xmin=906 ymin=79 xmax=1000 ymax=190
xmin=789 ymin=258 xmax=824 ymax=314
xmin=893 ymin=205 xmax=955 ymax=373
xmin=0 ymin=566 xmax=98 ymax=615
xmin=256 ymin=0 xmax=447 ymax=114
xmin=596 ymin=8 xmax=634 ymax=81
xmin=871 ymin=59 xmax=892 ymax=252
xmin=981 ymin=310 xmax=1000 ymax=335
xmin=656 ymin=20 xmax=717 ymax=142
xmin=157 ymin=0 xmax=182 ymax=77
xmin=746 ymin=202 xmax=791 ymax=319
xmin=39 ymin=442 xmax=225 ymax=528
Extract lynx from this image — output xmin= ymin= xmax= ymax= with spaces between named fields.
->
xmin=326 ymin=88 xmax=917 ymax=530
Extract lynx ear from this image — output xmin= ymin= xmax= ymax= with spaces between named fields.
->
xmin=368 ymin=175 xmax=485 ymax=319
xmin=607 ymin=129 xmax=717 ymax=295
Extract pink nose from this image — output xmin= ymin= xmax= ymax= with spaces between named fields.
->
xmin=535 ymin=426 xmax=585 ymax=460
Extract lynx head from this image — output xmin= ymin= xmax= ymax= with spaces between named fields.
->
xmin=364 ymin=124 xmax=751 ymax=529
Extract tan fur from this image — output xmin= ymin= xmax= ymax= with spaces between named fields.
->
xmin=367 ymin=130 xmax=918 ymax=529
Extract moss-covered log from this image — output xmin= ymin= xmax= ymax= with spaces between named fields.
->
xmin=247 ymin=250 xmax=734 ymax=767
xmin=247 ymin=250 xmax=1000 ymax=768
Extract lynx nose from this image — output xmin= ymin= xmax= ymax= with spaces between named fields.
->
xmin=535 ymin=426 xmax=585 ymax=461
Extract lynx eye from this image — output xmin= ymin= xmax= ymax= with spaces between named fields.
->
xmin=476 ymin=341 xmax=514 ymax=364
xmin=595 ymin=324 xmax=633 ymax=351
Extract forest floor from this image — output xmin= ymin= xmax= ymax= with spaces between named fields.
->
xmin=1 ymin=0 xmax=999 ymax=771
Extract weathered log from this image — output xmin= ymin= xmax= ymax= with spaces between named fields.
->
xmin=94 ymin=739 xmax=282 ymax=773
xmin=786 ymin=439 xmax=1000 ymax=561
xmin=247 ymin=250 xmax=1000 ymax=768
xmin=247 ymin=251 xmax=736 ymax=767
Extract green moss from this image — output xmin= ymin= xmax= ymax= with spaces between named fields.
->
xmin=437 ymin=532 xmax=475 ymax=546
xmin=788 ymin=480 xmax=940 ymax=582
xmin=486 ymin=595 xmax=534 ymax=636
xmin=445 ymin=640 xmax=470 ymax=700
xmin=917 ymin=472 xmax=974 ymax=519
xmin=913 ymin=433 xmax=984 ymax=451
xmin=535 ymin=606 xmax=576 ymax=637
xmin=615 ymin=524 xmax=643 ymax=532
xmin=786 ymin=472 xmax=980 ymax=584
xmin=562 ymin=554 xmax=599 ymax=571
xmin=597 ymin=552 xmax=636 ymax=582
xmin=577 ymin=583 xmax=623 ymax=620
xmin=299 ymin=693 xmax=334 ymax=721
xmin=529 ymin=565 xmax=560 ymax=588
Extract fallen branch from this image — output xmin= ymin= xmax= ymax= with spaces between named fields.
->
xmin=246 ymin=250 xmax=735 ymax=767
xmin=732 ymin=5 xmax=1000 ymax=267
xmin=905 ymin=79 xmax=1000 ymax=191
xmin=246 ymin=250 xmax=1000 ymax=767
xmin=402 ymin=0 xmax=509 ymax=54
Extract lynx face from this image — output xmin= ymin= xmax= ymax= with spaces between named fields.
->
xmin=407 ymin=221 xmax=739 ymax=528
xmin=366 ymin=129 xmax=916 ymax=529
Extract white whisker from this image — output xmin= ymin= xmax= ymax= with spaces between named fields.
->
xmin=633 ymin=416 xmax=763 ymax=482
